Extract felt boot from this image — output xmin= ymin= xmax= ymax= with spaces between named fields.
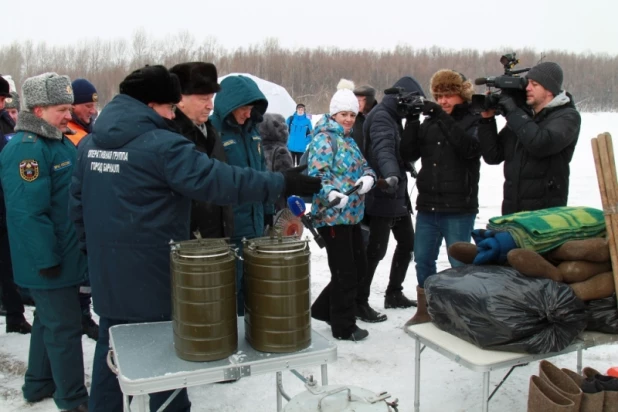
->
xmin=548 ymin=238 xmax=610 ymax=263
xmin=558 ymin=260 xmax=613 ymax=283
xmin=507 ymin=249 xmax=563 ymax=282
xmin=404 ymin=286 xmax=431 ymax=327
xmin=539 ymin=361 xmax=582 ymax=410
xmin=569 ymin=271 xmax=615 ymax=301
xmin=582 ymin=367 xmax=618 ymax=412
xmin=447 ymin=242 xmax=477 ymax=265
xmin=562 ymin=368 xmax=605 ymax=412
xmin=528 ymin=375 xmax=576 ymax=412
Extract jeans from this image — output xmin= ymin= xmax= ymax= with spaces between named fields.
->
xmin=414 ymin=211 xmax=476 ymax=287
xmin=89 ymin=317 xmax=191 ymax=412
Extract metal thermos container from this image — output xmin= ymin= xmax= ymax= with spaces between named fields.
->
xmin=170 ymin=239 xmax=237 ymax=361
xmin=243 ymin=236 xmax=311 ymax=353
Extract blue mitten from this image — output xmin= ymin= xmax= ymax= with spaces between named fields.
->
xmin=472 ymin=230 xmax=516 ymax=265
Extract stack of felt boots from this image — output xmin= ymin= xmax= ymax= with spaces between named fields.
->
xmin=528 ymin=360 xmax=582 ymax=412
xmin=580 ymin=367 xmax=618 ymax=412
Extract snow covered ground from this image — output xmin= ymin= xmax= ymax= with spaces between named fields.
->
xmin=0 ymin=113 xmax=616 ymax=411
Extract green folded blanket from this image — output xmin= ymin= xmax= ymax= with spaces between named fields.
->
xmin=487 ymin=206 xmax=606 ymax=253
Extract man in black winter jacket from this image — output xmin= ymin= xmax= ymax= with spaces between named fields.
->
xmin=352 ymin=85 xmax=378 ymax=152
xmin=400 ymin=70 xmax=493 ymax=326
xmin=479 ymin=61 xmax=581 ymax=215
xmin=357 ymin=76 xmax=424 ymax=322
xmin=170 ymin=62 xmax=234 ymax=239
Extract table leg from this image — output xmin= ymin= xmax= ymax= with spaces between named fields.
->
xmin=123 ymin=394 xmax=131 ymax=412
xmin=414 ymin=338 xmax=421 ymax=412
xmin=277 ymin=371 xmax=283 ymax=412
xmin=577 ymin=349 xmax=583 ymax=374
xmin=321 ymin=364 xmax=329 ymax=386
xmin=136 ymin=394 xmax=148 ymax=412
xmin=482 ymin=372 xmax=490 ymax=412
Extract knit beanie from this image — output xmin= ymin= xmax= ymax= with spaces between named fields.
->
xmin=72 ymin=78 xmax=98 ymax=105
xmin=330 ymin=79 xmax=359 ymax=115
xmin=0 ymin=76 xmax=10 ymax=97
xmin=5 ymin=91 xmax=20 ymax=111
xmin=526 ymin=62 xmax=563 ymax=96
xmin=353 ymin=84 xmax=376 ymax=107
xmin=119 ymin=65 xmax=181 ymax=105
xmin=22 ymin=72 xmax=74 ymax=110
xmin=170 ymin=62 xmax=221 ymax=95
xmin=430 ymin=69 xmax=474 ymax=102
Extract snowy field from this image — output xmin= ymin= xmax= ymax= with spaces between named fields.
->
xmin=0 ymin=113 xmax=616 ymax=411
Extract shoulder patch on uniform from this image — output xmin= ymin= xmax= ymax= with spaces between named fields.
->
xmin=19 ymin=159 xmax=40 ymax=182
xmin=252 ymin=135 xmax=261 ymax=141
xmin=21 ymin=133 xmax=38 ymax=143
xmin=223 ymin=140 xmax=236 ymax=147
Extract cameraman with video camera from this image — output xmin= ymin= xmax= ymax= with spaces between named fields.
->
xmin=400 ymin=70 xmax=492 ymax=326
xmin=479 ymin=61 xmax=581 ymax=215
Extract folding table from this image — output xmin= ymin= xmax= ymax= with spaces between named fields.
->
xmin=108 ymin=320 xmax=338 ymax=412
xmin=405 ymin=323 xmax=618 ymax=412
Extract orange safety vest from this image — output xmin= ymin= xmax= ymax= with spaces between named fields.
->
xmin=66 ymin=120 xmax=89 ymax=146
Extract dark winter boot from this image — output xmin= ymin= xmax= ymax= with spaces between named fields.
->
xmin=539 ymin=361 xmax=582 ymax=411
xmin=384 ymin=291 xmax=417 ymax=309
xmin=61 ymin=403 xmax=88 ymax=412
xmin=527 ymin=375 xmax=576 ymax=412
xmin=404 ymin=286 xmax=431 ymax=327
xmin=82 ymin=314 xmax=99 ymax=341
xmin=337 ymin=325 xmax=369 ymax=342
xmin=356 ymin=303 xmax=387 ymax=323
xmin=6 ymin=316 xmax=31 ymax=334
xmin=581 ymin=368 xmax=618 ymax=412
xmin=562 ymin=368 xmax=604 ymax=412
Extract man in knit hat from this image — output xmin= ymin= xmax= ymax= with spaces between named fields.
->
xmin=479 ymin=61 xmax=581 ymax=215
xmin=352 ymin=84 xmax=378 ymax=152
xmin=70 ymin=65 xmax=322 ymax=411
xmin=67 ymin=78 xmax=98 ymax=146
xmin=0 ymin=72 xmax=88 ymax=412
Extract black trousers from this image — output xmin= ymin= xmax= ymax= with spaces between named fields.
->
xmin=290 ymin=151 xmax=303 ymax=166
xmin=311 ymin=224 xmax=366 ymax=338
xmin=358 ymin=214 xmax=414 ymax=303
xmin=0 ymin=229 xmax=24 ymax=323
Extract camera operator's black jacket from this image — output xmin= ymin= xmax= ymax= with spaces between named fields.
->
xmin=352 ymin=100 xmax=378 ymax=154
xmin=480 ymin=92 xmax=581 ymax=215
xmin=363 ymin=95 xmax=413 ymax=218
xmin=172 ymin=109 xmax=234 ymax=238
xmin=401 ymin=102 xmax=485 ymax=214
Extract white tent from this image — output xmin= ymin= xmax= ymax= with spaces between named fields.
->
xmin=217 ymin=73 xmax=297 ymax=118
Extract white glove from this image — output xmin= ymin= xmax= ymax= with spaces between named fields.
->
xmin=355 ymin=175 xmax=375 ymax=195
xmin=327 ymin=191 xmax=349 ymax=209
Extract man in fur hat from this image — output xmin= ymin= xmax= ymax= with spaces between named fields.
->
xmin=479 ymin=61 xmax=581 ymax=215
xmin=400 ymin=69 xmax=494 ymax=326
xmin=170 ymin=62 xmax=234 ymax=239
xmin=0 ymin=72 xmax=89 ymax=412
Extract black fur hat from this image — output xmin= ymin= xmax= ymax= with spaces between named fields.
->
xmin=119 ymin=65 xmax=181 ymax=105
xmin=170 ymin=62 xmax=221 ymax=95
xmin=0 ymin=76 xmax=10 ymax=97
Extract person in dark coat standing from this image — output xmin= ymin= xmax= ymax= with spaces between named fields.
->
xmin=70 ymin=65 xmax=321 ymax=412
xmin=401 ymin=70 xmax=491 ymax=326
xmin=352 ymin=85 xmax=378 ymax=153
xmin=1 ymin=72 xmax=88 ymax=412
xmin=479 ymin=62 xmax=581 ymax=215
xmin=260 ymin=113 xmax=294 ymax=212
xmin=170 ymin=62 xmax=234 ymax=239
xmin=358 ymin=77 xmax=423 ymax=322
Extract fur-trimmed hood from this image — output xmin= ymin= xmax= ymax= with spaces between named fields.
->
xmin=430 ymin=69 xmax=474 ymax=102
xmin=15 ymin=110 xmax=64 ymax=140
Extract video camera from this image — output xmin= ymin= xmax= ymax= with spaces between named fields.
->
xmin=384 ymin=87 xmax=425 ymax=117
xmin=470 ymin=53 xmax=530 ymax=114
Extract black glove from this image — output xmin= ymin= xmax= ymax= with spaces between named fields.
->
xmin=40 ymin=264 xmax=61 ymax=279
xmin=498 ymin=93 xmax=518 ymax=114
xmin=264 ymin=214 xmax=274 ymax=228
xmin=422 ymin=101 xmax=443 ymax=117
xmin=377 ymin=176 xmax=399 ymax=194
xmin=283 ymin=165 xmax=322 ymax=197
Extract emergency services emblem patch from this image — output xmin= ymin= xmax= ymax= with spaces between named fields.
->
xmin=19 ymin=159 xmax=39 ymax=182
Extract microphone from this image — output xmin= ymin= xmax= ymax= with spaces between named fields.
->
xmin=287 ymin=196 xmax=326 ymax=248
xmin=474 ymin=78 xmax=489 ymax=86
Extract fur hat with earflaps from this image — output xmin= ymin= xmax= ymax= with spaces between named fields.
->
xmin=430 ymin=69 xmax=474 ymax=102
xmin=330 ymin=79 xmax=359 ymax=115
xmin=170 ymin=62 xmax=221 ymax=95
xmin=120 ymin=65 xmax=181 ymax=105
xmin=22 ymin=72 xmax=74 ymax=110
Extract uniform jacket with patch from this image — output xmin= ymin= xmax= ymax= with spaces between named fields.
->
xmin=0 ymin=111 xmax=87 ymax=290
xmin=173 ymin=108 xmax=234 ymax=239
xmin=405 ymin=102 xmax=485 ymax=214
xmin=210 ymin=75 xmax=273 ymax=240
xmin=308 ymin=114 xmax=376 ymax=228
xmin=69 ymin=94 xmax=285 ymax=321
xmin=480 ymin=92 xmax=581 ymax=215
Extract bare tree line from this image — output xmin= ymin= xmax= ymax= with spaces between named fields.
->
xmin=1 ymin=29 xmax=617 ymax=113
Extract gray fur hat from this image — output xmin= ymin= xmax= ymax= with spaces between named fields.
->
xmin=5 ymin=91 xmax=20 ymax=111
xmin=22 ymin=72 xmax=73 ymax=110
xmin=259 ymin=113 xmax=289 ymax=144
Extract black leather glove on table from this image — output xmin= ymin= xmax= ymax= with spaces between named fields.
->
xmin=283 ymin=165 xmax=322 ymax=197
xmin=40 ymin=264 xmax=61 ymax=279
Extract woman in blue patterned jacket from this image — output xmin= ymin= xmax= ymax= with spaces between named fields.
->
xmin=308 ymin=79 xmax=377 ymax=342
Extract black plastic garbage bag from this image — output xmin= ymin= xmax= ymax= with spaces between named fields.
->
xmin=586 ymin=294 xmax=618 ymax=334
xmin=424 ymin=265 xmax=588 ymax=354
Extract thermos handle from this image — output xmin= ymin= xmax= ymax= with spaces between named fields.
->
xmin=317 ymin=386 xmax=351 ymax=410
xmin=107 ymin=349 xmax=119 ymax=376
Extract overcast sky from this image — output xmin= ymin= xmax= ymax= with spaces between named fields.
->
xmin=2 ymin=0 xmax=616 ymax=55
